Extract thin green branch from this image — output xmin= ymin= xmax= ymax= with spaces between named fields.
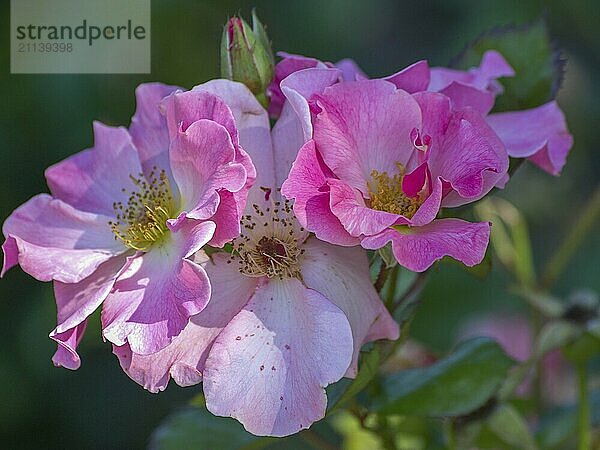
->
xmin=576 ymin=362 xmax=591 ymax=450
xmin=391 ymin=270 xmax=429 ymax=314
xmin=540 ymin=182 xmax=600 ymax=290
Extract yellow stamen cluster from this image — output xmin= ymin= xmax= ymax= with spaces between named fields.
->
xmin=229 ymin=189 xmax=304 ymax=280
xmin=367 ymin=163 xmax=422 ymax=218
xmin=109 ymin=167 xmax=174 ymax=251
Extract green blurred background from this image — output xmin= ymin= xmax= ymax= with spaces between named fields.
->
xmin=0 ymin=0 xmax=598 ymax=448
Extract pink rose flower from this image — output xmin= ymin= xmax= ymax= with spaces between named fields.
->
xmin=114 ymin=80 xmax=399 ymax=437
xmin=281 ymin=74 xmax=507 ymax=271
xmin=1 ymin=82 xmax=254 ymax=368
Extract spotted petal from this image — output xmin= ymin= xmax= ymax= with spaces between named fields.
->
xmin=203 ymin=278 xmax=353 ymax=437
xmin=301 ymin=238 xmax=399 ymax=376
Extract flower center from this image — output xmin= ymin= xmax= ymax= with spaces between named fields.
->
xmin=231 ymin=190 xmax=304 ymax=280
xmin=367 ymin=163 xmax=422 ymax=218
xmin=109 ymin=167 xmax=175 ymax=251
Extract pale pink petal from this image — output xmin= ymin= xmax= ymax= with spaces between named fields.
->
xmin=314 ymin=80 xmax=421 ymax=193
xmin=1 ymin=237 xmax=18 ymax=277
xmin=487 ymin=101 xmax=573 ymax=175
xmin=335 ymin=58 xmax=367 ymax=81
xmin=305 ymin=194 xmax=360 ymax=246
xmin=384 ymin=60 xmax=430 ymax=93
xmin=274 ymin=67 xmax=342 ymax=191
xmin=170 ymin=119 xmax=247 ymax=219
xmin=129 ymin=82 xmax=181 ymax=178
xmin=361 ymin=219 xmax=490 ymax=272
xmin=271 ymin=101 xmax=307 ymax=189
xmin=476 ymin=50 xmax=516 ymax=89
xmin=439 ymin=107 xmax=509 ymax=207
xmin=281 ymin=140 xmax=328 ymax=227
xmin=45 ymin=122 xmax=143 ymax=216
xmin=329 ymin=179 xmax=400 ymax=237
xmin=438 ymin=82 xmax=495 ymax=115
xmin=281 ymin=141 xmax=358 ymax=245
xmin=429 ymin=50 xmax=514 ymax=114
xmin=2 ymin=194 xmax=125 ymax=283
xmin=49 ymin=255 xmax=128 ymax=369
xmin=301 ymin=238 xmax=399 ymax=376
xmin=102 ymin=221 xmax=215 ymax=354
xmin=206 ymin=191 xmax=243 ymax=247
xmin=429 ymin=50 xmax=514 ymax=92
xmin=51 ymin=321 xmax=87 ymax=370
xmin=50 ymin=255 xmax=129 ymax=343
xmin=195 ymin=80 xmax=270 ymax=197
xmin=267 ymin=52 xmax=322 ymax=118
xmin=113 ymin=253 xmax=258 ymax=393
xmin=162 ymin=88 xmax=238 ymax=147
xmin=203 ymin=278 xmax=353 ymax=437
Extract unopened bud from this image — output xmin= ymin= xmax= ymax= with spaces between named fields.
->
xmin=220 ymin=10 xmax=274 ymax=108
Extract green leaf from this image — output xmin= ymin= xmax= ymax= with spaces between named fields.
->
xmin=455 ymin=18 xmax=564 ymax=111
xmin=562 ymin=331 xmax=600 ymax=363
xmin=329 ymin=411 xmax=384 ymax=450
xmin=535 ymin=320 xmax=581 ymax=358
xmin=483 ymin=404 xmax=538 ymax=449
xmin=374 ymin=338 xmax=514 ymax=417
xmin=328 ymin=347 xmax=381 ymax=413
xmin=475 ymin=198 xmax=535 ymax=287
xmin=149 ymin=407 xmax=269 ymax=450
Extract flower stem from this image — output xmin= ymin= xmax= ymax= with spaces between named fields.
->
xmin=540 ymin=182 xmax=600 ymax=290
xmin=391 ymin=270 xmax=429 ymax=314
xmin=576 ymin=361 xmax=591 ymax=450
xmin=444 ymin=419 xmax=457 ymax=450
xmin=374 ymin=260 xmax=390 ymax=292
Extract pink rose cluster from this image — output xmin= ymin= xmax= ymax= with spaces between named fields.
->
xmin=1 ymin=50 xmax=572 ymax=436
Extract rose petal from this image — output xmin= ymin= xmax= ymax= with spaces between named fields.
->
xmin=2 ymin=194 xmax=124 ymax=283
xmin=361 ymin=219 xmax=490 ymax=272
xmin=102 ymin=221 xmax=215 ymax=354
xmin=314 ymin=80 xmax=422 ymax=192
xmin=113 ymin=253 xmax=258 ymax=392
xmin=301 ymin=238 xmax=399 ymax=376
xmin=487 ymin=101 xmax=573 ymax=175
xmin=203 ymin=278 xmax=353 ymax=437
xmin=45 ymin=122 xmax=143 ymax=216
xmin=130 ymin=82 xmax=181 ymax=180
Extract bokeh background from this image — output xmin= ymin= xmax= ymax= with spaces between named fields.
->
xmin=1 ymin=0 xmax=598 ymax=448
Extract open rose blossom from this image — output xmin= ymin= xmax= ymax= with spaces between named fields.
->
xmin=113 ymin=80 xmax=399 ymax=437
xmin=1 ymin=82 xmax=254 ymax=368
xmin=270 ymin=51 xmax=573 ymax=175
xmin=281 ymin=74 xmax=508 ymax=271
